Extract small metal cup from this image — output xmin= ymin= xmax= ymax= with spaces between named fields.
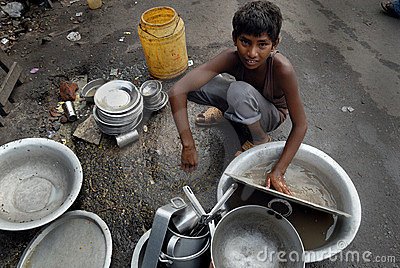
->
xmin=171 ymin=205 xmax=200 ymax=235
xmin=63 ymin=101 xmax=77 ymax=121
xmin=115 ymin=129 xmax=139 ymax=148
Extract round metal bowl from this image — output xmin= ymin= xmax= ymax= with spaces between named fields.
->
xmin=217 ymin=141 xmax=362 ymax=263
xmin=211 ymin=205 xmax=305 ymax=268
xmin=81 ymin=78 xmax=106 ymax=103
xmin=94 ymin=80 xmax=141 ymax=114
xmin=93 ymin=111 xmax=143 ymax=136
xmin=95 ymin=94 xmax=143 ymax=125
xmin=139 ymin=80 xmax=162 ymax=97
xmin=17 ymin=210 xmax=112 ymax=268
xmin=131 ymin=230 xmax=151 ymax=268
xmin=145 ymin=91 xmax=169 ymax=111
xmin=0 ymin=138 xmax=83 ymax=231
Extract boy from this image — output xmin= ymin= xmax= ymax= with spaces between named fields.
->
xmin=168 ymin=1 xmax=307 ymax=195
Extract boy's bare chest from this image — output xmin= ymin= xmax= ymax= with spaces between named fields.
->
xmin=242 ymin=70 xmax=266 ymax=91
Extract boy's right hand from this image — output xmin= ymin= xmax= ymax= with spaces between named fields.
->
xmin=181 ymin=145 xmax=198 ymax=172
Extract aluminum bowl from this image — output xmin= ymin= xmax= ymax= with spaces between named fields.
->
xmin=93 ymin=111 xmax=143 ymax=136
xmin=94 ymin=80 xmax=141 ymax=114
xmin=81 ymin=78 xmax=106 ymax=103
xmin=211 ymin=205 xmax=304 ymax=268
xmin=0 ymin=138 xmax=83 ymax=231
xmin=139 ymin=80 xmax=162 ymax=97
xmin=217 ymin=141 xmax=362 ymax=263
xmin=95 ymin=94 xmax=143 ymax=125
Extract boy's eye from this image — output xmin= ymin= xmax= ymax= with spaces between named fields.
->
xmin=240 ymin=39 xmax=250 ymax=46
xmin=258 ymin=43 xmax=269 ymax=49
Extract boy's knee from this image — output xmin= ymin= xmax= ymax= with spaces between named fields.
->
xmin=226 ymin=81 xmax=257 ymax=104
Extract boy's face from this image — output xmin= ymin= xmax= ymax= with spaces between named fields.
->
xmin=234 ymin=32 xmax=277 ymax=70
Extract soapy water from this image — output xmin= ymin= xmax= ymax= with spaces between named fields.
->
xmin=242 ymin=162 xmax=338 ymax=250
xmin=243 ymin=162 xmax=336 ymax=209
xmin=221 ymin=226 xmax=281 ymax=268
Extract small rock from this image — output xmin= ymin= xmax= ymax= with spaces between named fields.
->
xmin=60 ymin=115 xmax=68 ymax=123
xmin=60 ymin=81 xmax=78 ymax=101
xmin=66 ymin=31 xmax=81 ymax=42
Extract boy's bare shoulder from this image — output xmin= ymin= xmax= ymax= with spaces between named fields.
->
xmin=213 ymin=48 xmax=238 ymax=63
xmin=203 ymin=48 xmax=238 ymax=73
xmin=273 ymin=53 xmax=295 ymax=75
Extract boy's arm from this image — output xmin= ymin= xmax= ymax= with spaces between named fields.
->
xmin=266 ymin=55 xmax=308 ymax=194
xmin=168 ymin=49 xmax=236 ymax=172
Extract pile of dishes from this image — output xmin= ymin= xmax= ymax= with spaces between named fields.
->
xmin=93 ymin=80 xmax=143 ymax=135
xmin=139 ymin=80 xmax=168 ymax=111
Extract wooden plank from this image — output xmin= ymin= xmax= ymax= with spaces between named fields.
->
xmin=0 ymin=100 xmax=13 ymax=115
xmin=0 ymin=62 xmax=22 ymax=106
xmin=0 ymin=50 xmax=14 ymax=72
xmin=0 ymin=114 xmax=4 ymax=127
xmin=0 ymin=50 xmax=24 ymax=84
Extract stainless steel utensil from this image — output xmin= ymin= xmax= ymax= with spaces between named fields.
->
xmin=142 ymin=197 xmax=187 ymax=268
xmin=211 ymin=205 xmax=305 ymax=268
xmin=189 ymin=183 xmax=237 ymax=236
xmin=116 ymin=129 xmax=139 ymax=148
xmin=182 ymin=186 xmax=207 ymax=218
xmin=63 ymin=101 xmax=77 ymax=121
xmin=171 ymin=204 xmax=199 ymax=235
xmin=0 ymin=138 xmax=83 ymax=231
xmin=81 ymin=78 xmax=106 ymax=103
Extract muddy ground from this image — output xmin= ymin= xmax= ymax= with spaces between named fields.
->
xmin=0 ymin=0 xmax=399 ymax=267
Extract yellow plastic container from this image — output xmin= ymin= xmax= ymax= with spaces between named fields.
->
xmin=138 ymin=6 xmax=188 ymax=80
xmin=87 ymin=0 xmax=102 ymax=9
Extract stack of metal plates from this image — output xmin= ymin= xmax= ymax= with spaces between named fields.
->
xmin=139 ymin=80 xmax=169 ymax=111
xmin=93 ymin=80 xmax=143 ymax=135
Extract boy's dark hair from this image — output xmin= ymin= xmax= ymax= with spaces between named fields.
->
xmin=232 ymin=1 xmax=282 ymax=44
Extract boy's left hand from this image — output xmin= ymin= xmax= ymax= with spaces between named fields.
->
xmin=266 ymin=170 xmax=292 ymax=195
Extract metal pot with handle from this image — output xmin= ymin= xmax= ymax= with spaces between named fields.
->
xmin=211 ymin=205 xmax=305 ymax=268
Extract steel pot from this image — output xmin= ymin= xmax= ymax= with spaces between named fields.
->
xmin=164 ymin=227 xmax=209 ymax=258
xmin=211 ymin=205 xmax=305 ymax=268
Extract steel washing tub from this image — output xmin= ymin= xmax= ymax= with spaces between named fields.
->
xmin=217 ymin=141 xmax=362 ymax=263
xmin=0 ymin=138 xmax=83 ymax=231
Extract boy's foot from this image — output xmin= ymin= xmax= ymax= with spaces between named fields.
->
xmin=195 ymin=107 xmax=225 ymax=127
xmin=234 ymin=135 xmax=272 ymax=157
xmin=381 ymin=1 xmax=400 ymax=18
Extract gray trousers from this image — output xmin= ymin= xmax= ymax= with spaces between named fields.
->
xmin=188 ymin=75 xmax=281 ymax=133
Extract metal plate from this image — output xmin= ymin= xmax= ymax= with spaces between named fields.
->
xmin=139 ymin=80 xmax=162 ymax=97
xmin=94 ymin=80 xmax=140 ymax=114
xmin=225 ymin=173 xmax=351 ymax=218
xmin=93 ymin=99 xmax=143 ymax=126
xmin=93 ymin=111 xmax=143 ymax=136
xmin=81 ymin=78 xmax=106 ymax=103
xmin=0 ymin=138 xmax=83 ymax=231
xmin=145 ymin=91 xmax=169 ymax=111
xmin=17 ymin=210 xmax=112 ymax=268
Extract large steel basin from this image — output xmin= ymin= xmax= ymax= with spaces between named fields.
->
xmin=217 ymin=141 xmax=361 ymax=263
